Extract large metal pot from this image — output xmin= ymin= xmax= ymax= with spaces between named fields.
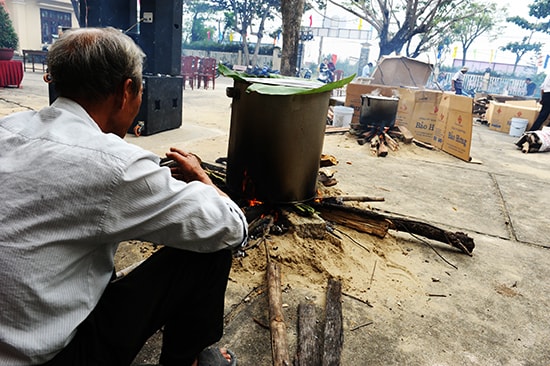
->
xmin=226 ymin=80 xmax=330 ymax=204
xmin=360 ymin=94 xmax=399 ymax=129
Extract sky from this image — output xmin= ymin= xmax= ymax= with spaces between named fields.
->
xmin=298 ymin=1 xmax=550 ymax=71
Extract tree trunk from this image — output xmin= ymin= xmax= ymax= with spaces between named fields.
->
xmin=252 ymin=11 xmax=269 ymax=66
xmin=281 ymin=0 xmax=305 ymax=76
xmin=240 ymin=27 xmax=250 ymax=66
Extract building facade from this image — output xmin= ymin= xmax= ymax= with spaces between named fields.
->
xmin=2 ymin=0 xmax=78 ymax=53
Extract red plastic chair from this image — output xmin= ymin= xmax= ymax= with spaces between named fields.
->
xmin=181 ymin=56 xmax=198 ymax=90
xmin=333 ymin=69 xmax=345 ymax=96
xmin=197 ymin=57 xmax=217 ymax=90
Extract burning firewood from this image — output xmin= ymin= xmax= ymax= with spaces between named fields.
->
xmin=369 ymin=135 xmax=380 ymax=156
xmin=384 ymin=132 xmax=400 ymax=151
xmin=378 ymin=135 xmax=389 ymax=157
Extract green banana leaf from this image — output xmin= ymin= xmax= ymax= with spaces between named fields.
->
xmin=218 ymin=63 xmax=355 ymax=96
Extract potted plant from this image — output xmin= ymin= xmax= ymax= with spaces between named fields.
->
xmin=0 ymin=4 xmax=19 ymax=60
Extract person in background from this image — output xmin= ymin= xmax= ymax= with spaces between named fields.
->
xmin=525 ymin=77 xmax=537 ymax=97
xmin=0 ymin=27 xmax=247 ymax=366
xmin=451 ymin=66 xmax=468 ymax=95
xmin=362 ymin=62 xmax=373 ymax=77
xmin=318 ymin=58 xmax=335 ymax=83
xmin=528 ymin=73 xmax=550 ymax=131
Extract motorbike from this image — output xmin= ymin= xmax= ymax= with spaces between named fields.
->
xmin=317 ymin=63 xmax=335 ymax=83
xmin=317 ymin=69 xmax=334 ymax=83
xmin=296 ymin=67 xmax=312 ymax=79
xmin=215 ymin=61 xmax=233 ymax=78
xmin=245 ymin=65 xmax=280 ymax=77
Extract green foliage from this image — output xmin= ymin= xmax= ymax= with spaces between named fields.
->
xmin=190 ymin=18 xmax=211 ymax=42
xmin=529 ymin=0 xmax=550 ymax=20
xmin=332 ymin=0 xmax=477 ymax=59
xmin=508 ymin=0 xmax=550 ymax=34
xmin=500 ymin=39 xmax=542 ymax=55
xmin=0 ymin=5 xmax=19 ymax=49
xmin=447 ymin=2 xmax=504 ymax=65
xmin=183 ymin=41 xmax=275 ymax=55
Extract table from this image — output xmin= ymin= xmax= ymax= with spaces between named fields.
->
xmin=0 ymin=60 xmax=24 ymax=88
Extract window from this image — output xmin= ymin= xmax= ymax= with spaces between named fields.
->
xmin=40 ymin=9 xmax=72 ymax=44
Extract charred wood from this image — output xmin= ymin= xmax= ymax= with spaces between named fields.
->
xmin=312 ymin=202 xmax=475 ymax=255
xmin=267 ymin=261 xmax=291 ymax=366
xmin=295 ymin=303 xmax=321 ymax=366
xmin=322 ymin=278 xmax=344 ymax=366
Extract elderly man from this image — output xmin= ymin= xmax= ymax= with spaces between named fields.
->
xmin=451 ymin=66 xmax=468 ymax=95
xmin=0 ymin=27 xmax=247 ymax=366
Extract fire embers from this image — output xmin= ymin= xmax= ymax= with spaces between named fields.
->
xmin=236 ymin=206 xmax=290 ymax=257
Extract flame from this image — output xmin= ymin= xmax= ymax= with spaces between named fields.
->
xmin=248 ymin=198 xmax=264 ymax=207
xmin=314 ymin=189 xmax=323 ymax=203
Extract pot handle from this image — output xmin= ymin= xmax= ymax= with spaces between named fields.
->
xmin=226 ymin=87 xmax=240 ymax=100
xmin=361 ymin=94 xmax=371 ymax=107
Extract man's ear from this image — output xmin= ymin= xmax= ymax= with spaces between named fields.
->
xmin=118 ymin=78 xmax=134 ymax=110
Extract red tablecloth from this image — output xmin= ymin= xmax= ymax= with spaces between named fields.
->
xmin=0 ymin=60 xmax=24 ymax=88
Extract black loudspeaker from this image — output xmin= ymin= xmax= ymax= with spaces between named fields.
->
xmin=129 ymin=75 xmax=183 ymax=136
xmin=138 ymin=0 xmax=183 ymax=76
xmin=79 ymin=1 xmax=137 ymax=31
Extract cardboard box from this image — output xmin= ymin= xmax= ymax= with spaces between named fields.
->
xmin=394 ymin=87 xmax=417 ymax=128
xmin=344 ymin=82 xmax=400 ymax=127
xmin=439 ymin=93 xmax=474 ymax=161
xmin=409 ymin=90 xmax=443 ymax=146
xmin=371 ymin=56 xmax=433 ymax=88
xmin=487 ymin=102 xmax=540 ymax=133
xmin=345 ymin=56 xmax=434 ymax=129
xmin=505 ymin=99 xmax=539 ymax=108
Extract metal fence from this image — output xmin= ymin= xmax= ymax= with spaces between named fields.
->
xmin=429 ymin=73 xmax=533 ymax=97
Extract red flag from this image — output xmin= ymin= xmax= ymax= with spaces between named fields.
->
xmin=309 ymin=15 xmax=313 ymax=27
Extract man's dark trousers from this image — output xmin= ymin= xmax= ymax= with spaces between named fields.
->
xmin=529 ymin=92 xmax=550 ymax=131
xmin=42 ymin=247 xmax=233 ymax=366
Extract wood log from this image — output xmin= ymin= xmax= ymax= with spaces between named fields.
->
xmin=295 ymin=303 xmax=321 ymax=366
xmin=397 ymin=125 xmax=414 ymax=143
xmin=413 ymin=139 xmax=435 ymax=150
xmin=377 ymin=140 xmax=389 ymax=157
xmin=322 ymin=278 xmax=344 ymax=366
xmin=384 ymin=132 xmax=399 ymax=151
xmin=315 ymin=205 xmax=389 ymax=238
xmin=267 ymin=261 xmax=291 ymax=366
xmin=321 ymin=195 xmax=385 ymax=203
xmin=325 ymin=126 xmax=350 ymax=134
xmin=312 ymin=202 xmax=475 ymax=255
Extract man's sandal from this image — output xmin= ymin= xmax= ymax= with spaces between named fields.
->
xmin=198 ymin=347 xmax=237 ymax=366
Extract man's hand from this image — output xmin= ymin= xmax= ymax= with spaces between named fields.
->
xmin=165 ymin=147 xmax=229 ymax=197
xmin=165 ymin=147 xmax=211 ymax=184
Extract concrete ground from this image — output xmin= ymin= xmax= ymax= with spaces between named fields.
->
xmin=2 ymin=72 xmax=550 ymax=366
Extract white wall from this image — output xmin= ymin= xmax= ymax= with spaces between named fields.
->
xmin=4 ymin=0 xmax=78 ymax=53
